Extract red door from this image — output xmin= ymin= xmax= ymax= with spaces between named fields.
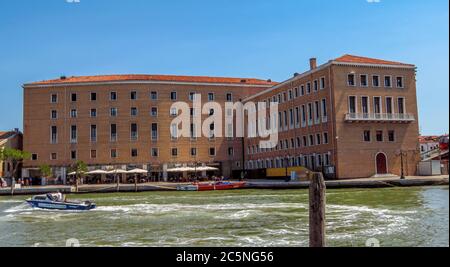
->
xmin=376 ymin=153 xmax=388 ymax=174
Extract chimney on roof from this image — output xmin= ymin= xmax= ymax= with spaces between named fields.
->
xmin=293 ymin=73 xmax=300 ymax=77
xmin=267 ymin=79 xmax=272 ymax=83
xmin=310 ymin=58 xmax=317 ymax=70
xmin=240 ymin=79 xmax=247 ymax=83
xmin=60 ymin=75 xmax=67 ymax=80
xmin=14 ymin=128 xmax=19 ymax=133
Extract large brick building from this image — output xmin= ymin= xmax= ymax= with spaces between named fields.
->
xmin=22 ymin=55 xmax=421 ymax=181
xmin=245 ymin=55 xmax=420 ymax=179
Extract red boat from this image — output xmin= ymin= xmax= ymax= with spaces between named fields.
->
xmin=177 ymin=182 xmax=247 ymax=191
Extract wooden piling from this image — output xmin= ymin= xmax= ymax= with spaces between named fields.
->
xmin=134 ymin=174 xmax=138 ymax=192
xmin=309 ymin=172 xmax=326 ymax=247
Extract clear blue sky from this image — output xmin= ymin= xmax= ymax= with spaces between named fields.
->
xmin=0 ymin=0 xmax=448 ymax=135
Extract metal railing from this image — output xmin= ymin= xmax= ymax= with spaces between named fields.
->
xmin=345 ymin=113 xmax=415 ymax=122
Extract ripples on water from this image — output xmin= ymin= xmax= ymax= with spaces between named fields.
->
xmin=0 ymin=186 xmax=448 ymax=247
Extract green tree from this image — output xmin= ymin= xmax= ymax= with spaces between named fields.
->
xmin=39 ymin=164 xmax=53 ymax=179
xmin=69 ymin=160 xmax=87 ymax=192
xmin=0 ymin=148 xmax=31 ymax=194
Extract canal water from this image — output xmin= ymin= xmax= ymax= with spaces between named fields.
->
xmin=0 ymin=186 xmax=448 ymax=247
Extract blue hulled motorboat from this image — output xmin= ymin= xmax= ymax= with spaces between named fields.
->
xmin=26 ymin=193 xmax=96 ymax=211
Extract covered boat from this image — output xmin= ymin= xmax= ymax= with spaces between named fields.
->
xmin=177 ymin=182 xmax=246 ymax=192
xmin=26 ymin=193 xmax=96 ymax=211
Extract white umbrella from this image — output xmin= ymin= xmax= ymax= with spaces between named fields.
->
xmin=87 ymin=170 xmax=108 ymax=175
xmin=167 ymin=167 xmax=184 ymax=172
xmin=68 ymin=172 xmax=77 ymax=176
xmin=107 ymin=169 xmax=129 ymax=174
xmin=197 ymin=166 xmax=219 ymax=171
xmin=127 ymin=168 xmax=148 ymax=174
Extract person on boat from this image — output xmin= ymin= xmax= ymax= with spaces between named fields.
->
xmin=56 ymin=191 xmax=64 ymax=202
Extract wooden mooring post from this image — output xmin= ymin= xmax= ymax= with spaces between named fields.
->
xmin=309 ymin=172 xmax=326 ymax=247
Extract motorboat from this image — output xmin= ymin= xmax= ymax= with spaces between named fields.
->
xmin=177 ymin=181 xmax=246 ymax=192
xmin=26 ymin=193 xmax=96 ymax=211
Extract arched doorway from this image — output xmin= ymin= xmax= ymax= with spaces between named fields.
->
xmin=376 ymin=153 xmax=388 ymax=175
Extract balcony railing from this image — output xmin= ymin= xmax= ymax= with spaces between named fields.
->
xmin=345 ymin=113 xmax=415 ymax=122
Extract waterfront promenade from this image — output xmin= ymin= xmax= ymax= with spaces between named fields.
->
xmin=0 ymin=175 xmax=448 ymax=196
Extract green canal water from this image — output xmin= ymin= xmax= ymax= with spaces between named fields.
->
xmin=0 ymin=186 xmax=448 ymax=247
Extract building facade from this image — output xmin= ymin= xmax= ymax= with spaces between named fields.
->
xmin=244 ymin=55 xmax=420 ymax=179
xmin=0 ymin=129 xmax=23 ymax=178
xmin=22 ymin=75 xmax=275 ymax=181
xmin=22 ymin=55 xmax=421 ymax=180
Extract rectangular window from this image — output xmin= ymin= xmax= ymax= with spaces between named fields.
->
xmin=396 ymin=77 xmax=404 ymax=88
xmin=110 ymin=124 xmax=117 ymax=142
xmin=320 ymin=77 xmax=325 ymax=89
xmin=314 ymin=80 xmax=319 ymax=92
xmin=170 ymin=107 xmax=178 ymax=117
xmin=151 ymin=123 xmax=158 ymax=140
xmin=171 ymin=123 xmax=178 ymax=140
xmin=303 ymin=136 xmax=308 ymax=147
xmin=71 ymin=93 xmax=77 ymax=102
xmin=90 ymin=92 xmax=97 ymax=101
xmin=300 ymin=85 xmax=305 ymax=96
xmin=301 ymin=105 xmax=306 ymax=126
xmin=190 ymin=148 xmax=197 ymax=156
xmin=90 ymin=109 xmax=97 ymax=117
xmin=170 ymin=91 xmax=177 ymax=101
xmin=321 ymin=99 xmax=328 ymax=119
xmin=348 ymin=74 xmax=355 ymax=86
xmin=131 ymin=123 xmax=138 ymax=141
xmin=323 ymin=132 xmax=329 ymax=144
xmin=308 ymin=103 xmax=313 ymax=122
xmin=110 ymin=108 xmax=118 ymax=117
xmin=376 ymin=131 xmax=383 ymax=142
xmin=131 ymin=149 xmax=138 ymax=157
xmin=360 ymin=75 xmax=368 ymax=87
xmin=289 ymin=109 xmax=294 ymax=126
xmin=31 ymin=154 xmax=38 ymax=161
xmin=90 ymin=125 xmax=97 ymax=142
xmin=228 ymin=147 xmax=234 ymax=156
xmin=388 ymin=130 xmax=395 ymax=142
xmin=111 ymin=149 xmax=117 ymax=158
xmin=70 ymin=125 xmax=77 ymax=143
xmin=171 ymin=148 xmax=178 ymax=157
xmin=151 ymin=91 xmax=158 ymax=100
xmin=364 ymin=131 xmax=371 ymax=142
xmin=151 ymin=107 xmax=158 ymax=117
xmin=374 ymin=97 xmax=381 ymax=114
xmin=309 ymin=135 xmax=315 ymax=146
xmin=51 ymin=153 xmax=57 ymax=160
xmin=314 ymin=101 xmax=320 ymax=122
xmin=226 ymin=93 xmax=233 ymax=102
xmin=295 ymin=107 xmax=300 ymax=126
xmin=51 ymin=94 xmax=58 ymax=103
xmin=131 ymin=107 xmax=138 ymax=116
xmin=316 ymin=134 xmax=322 ymax=145
xmin=349 ymin=96 xmax=357 ymax=113
xmin=151 ymin=148 xmax=159 ymax=157
xmin=130 ymin=91 xmax=137 ymax=100
xmin=209 ymin=147 xmax=216 ymax=156
xmin=398 ymin=98 xmax=405 ymax=114
xmin=384 ymin=76 xmax=392 ymax=88
xmin=70 ymin=109 xmax=77 ymax=118
xmin=90 ymin=150 xmax=97 ymax=159
xmin=386 ymin=97 xmax=393 ymax=114
xmin=208 ymin=93 xmax=215 ymax=101
xmin=110 ymin=92 xmax=117 ymax=101
xmin=372 ymin=75 xmax=380 ymax=87
xmin=362 ymin=96 xmax=369 ymax=114
xmin=288 ymin=90 xmax=293 ymax=100
xmin=51 ymin=110 xmax=57 ymax=119
xmin=51 ymin=126 xmax=57 ymax=144
xmin=307 ymin=82 xmax=311 ymax=94
xmin=294 ymin=88 xmax=299 ymax=98
xmin=71 ymin=151 xmax=77 ymax=160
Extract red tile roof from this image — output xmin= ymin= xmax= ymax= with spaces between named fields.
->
xmin=26 ymin=74 xmax=278 ymax=86
xmin=0 ymin=131 xmax=16 ymax=141
xmin=419 ymin=136 xmax=440 ymax=144
xmin=334 ymin=55 xmax=414 ymax=67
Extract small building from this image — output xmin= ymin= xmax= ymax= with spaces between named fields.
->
xmin=419 ymin=136 xmax=440 ymax=154
xmin=0 ymin=129 xmax=23 ymax=178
